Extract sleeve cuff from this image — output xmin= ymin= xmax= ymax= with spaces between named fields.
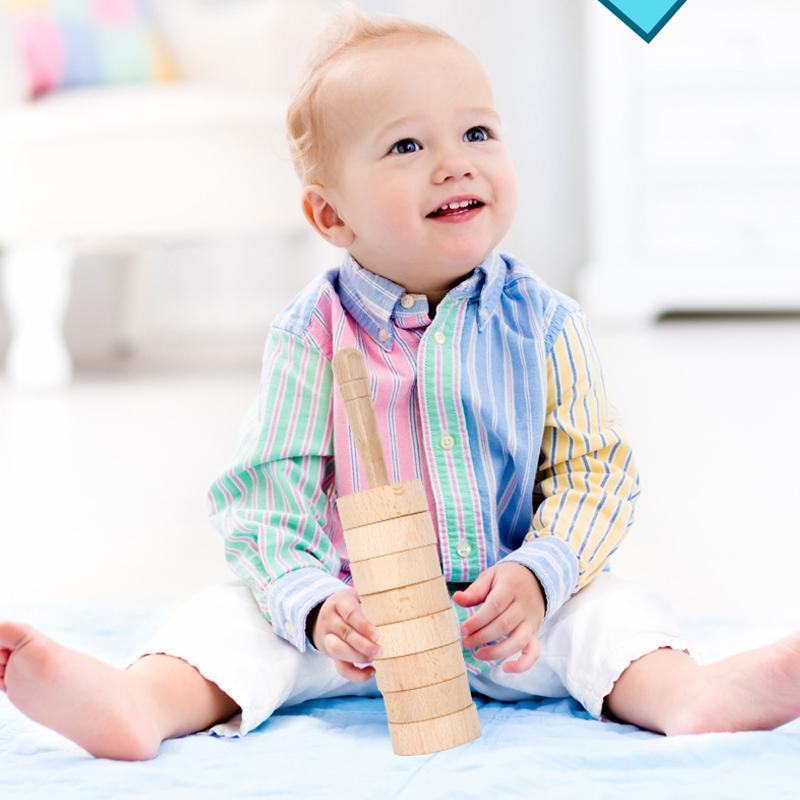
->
xmin=498 ymin=534 xmax=579 ymax=622
xmin=267 ymin=567 xmax=349 ymax=653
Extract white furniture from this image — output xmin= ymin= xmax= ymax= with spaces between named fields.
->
xmin=577 ymin=0 xmax=800 ymax=325
xmin=0 ymin=0 xmax=329 ymax=387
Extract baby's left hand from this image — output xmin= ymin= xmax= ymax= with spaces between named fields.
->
xmin=453 ymin=562 xmax=546 ymax=674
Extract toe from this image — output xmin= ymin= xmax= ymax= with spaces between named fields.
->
xmin=0 ymin=621 xmax=34 ymax=651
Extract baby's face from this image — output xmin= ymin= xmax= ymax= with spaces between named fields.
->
xmin=304 ymin=36 xmax=518 ymax=303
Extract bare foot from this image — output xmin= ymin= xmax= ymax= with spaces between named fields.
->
xmin=0 ymin=621 xmax=163 ymax=760
xmin=671 ymin=631 xmax=800 ymax=735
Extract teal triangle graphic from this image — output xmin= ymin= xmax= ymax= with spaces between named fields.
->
xmin=597 ymin=0 xmax=688 ymax=43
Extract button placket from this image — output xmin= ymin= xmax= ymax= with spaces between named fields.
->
xmin=418 ymin=297 xmax=479 ymax=581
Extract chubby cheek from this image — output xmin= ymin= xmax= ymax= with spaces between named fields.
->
xmin=494 ymin=161 xmax=518 ymax=231
xmin=370 ymin=187 xmax=421 ymax=239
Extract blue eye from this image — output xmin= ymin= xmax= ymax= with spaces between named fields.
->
xmin=388 ymin=126 xmax=493 ymax=155
xmin=464 ymin=126 xmax=491 ymax=142
xmin=390 ymin=139 xmax=421 ymax=155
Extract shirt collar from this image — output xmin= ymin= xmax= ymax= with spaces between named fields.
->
xmin=337 ymin=250 xmax=505 ymax=350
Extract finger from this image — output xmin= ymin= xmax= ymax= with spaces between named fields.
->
xmin=337 ymin=593 xmax=380 ymax=645
xmin=452 ymin=567 xmax=495 ymax=608
xmin=333 ymin=617 xmax=381 ymax=661
xmin=461 ymin=594 xmax=516 ymax=647
xmin=334 ymin=606 xmax=380 ymax=657
xmin=502 ymin=636 xmax=541 ymax=673
xmin=324 ymin=632 xmax=380 ymax=665
xmin=334 ymin=659 xmax=376 ymax=683
xmin=472 ymin=618 xmax=529 ymax=661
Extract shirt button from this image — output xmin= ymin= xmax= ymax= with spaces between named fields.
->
xmin=400 ymin=294 xmax=415 ymax=309
xmin=440 ymin=434 xmax=454 ymax=450
xmin=457 ymin=542 xmax=472 ymax=558
xmin=285 ymin=620 xmax=294 ymax=636
xmin=433 ymin=331 xmax=446 ymax=345
xmin=378 ymin=328 xmax=389 ymax=343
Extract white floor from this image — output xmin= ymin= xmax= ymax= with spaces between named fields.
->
xmin=2 ymin=319 xmax=800 ymax=633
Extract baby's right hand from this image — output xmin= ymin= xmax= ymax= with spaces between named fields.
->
xmin=310 ymin=588 xmax=381 ymax=683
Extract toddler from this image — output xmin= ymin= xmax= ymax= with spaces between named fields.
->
xmin=2 ymin=5 xmax=800 ymax=761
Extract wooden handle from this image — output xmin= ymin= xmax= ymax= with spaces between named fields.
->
xmin=332 ymin=348 xmax=389 ymax=488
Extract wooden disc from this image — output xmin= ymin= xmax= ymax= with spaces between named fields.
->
xmin=383 ymin=673 xmax=472 ymax=724
xmin=375 ymin=640 xmax=466 ymax=693
xmin=388 ymin=702 xmax=481 ymax=756
xmin=359 ymin=575 xmax=450 ymax=625
xmin=343 ymin=511 xmax=437 ymax=562
xmin=372 ymin=607 xmax=458 ymax=659
xmin=337 ymin=480 xmax=428 ymax=528
xmin=350 ymin=543 xmax=441 ymax=595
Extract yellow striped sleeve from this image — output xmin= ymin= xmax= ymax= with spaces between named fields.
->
xmin=532 ymin=310 xmax=640 ymax=600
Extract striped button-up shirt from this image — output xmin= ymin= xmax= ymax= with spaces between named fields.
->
xmin=207 ymin=249 xmax=640 ymax=675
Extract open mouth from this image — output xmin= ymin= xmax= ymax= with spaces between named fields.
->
xmin=427 ymin=199 xmax=485 ymax=218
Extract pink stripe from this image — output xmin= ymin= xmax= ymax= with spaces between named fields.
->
xmin=260 ymin=334 xmax=293 ymax=463
xmin=284 ymin=369 xmax=327 ymax=566
xmin=279 ymin=356 xmax=333 ymax=572
xmin=279 ymin=341 xmax=311 ymax=459
xmin=299 ymin=349 xmax=325 ymax=455
xmin=308 ymin=288 xmax=334 ymax=358
xmin=222 ymin=541 xmax=266 ymax=589
xmin=213 ymin=466 xmax=269 ymax=574
xmin=267 ymin=462 xmax=294 ymax=576
xmin=280 ymin=459 xmax=313 ymax=570
xmin=386 ymin=330 xmax=420 ymax=484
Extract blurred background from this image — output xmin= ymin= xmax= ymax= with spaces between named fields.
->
xmin=1 ymin=1 xmax=798 ymax=635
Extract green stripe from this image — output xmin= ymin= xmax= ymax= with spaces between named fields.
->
xmin=424 ymin=299 xmax=481 ymax=578
xmin=210 ymin=327 xmax=338 ymax=577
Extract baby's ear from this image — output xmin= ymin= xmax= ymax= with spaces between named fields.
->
xmin=301 ymin=185 xmax=354 ymax=247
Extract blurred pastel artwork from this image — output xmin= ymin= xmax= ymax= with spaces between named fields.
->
xmin=0 ymin=0 xmax=179 ymax=99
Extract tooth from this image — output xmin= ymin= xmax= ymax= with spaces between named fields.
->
xmin=458 ymin=200 xmax=470 ymax=208
xmin=448 ymin=202 xmax=460 ymax=209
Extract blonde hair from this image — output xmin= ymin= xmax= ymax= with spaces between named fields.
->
xmin=286 ymin=2 xmax=456 ymax=186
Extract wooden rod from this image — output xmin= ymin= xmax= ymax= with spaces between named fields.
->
xmin=332 ymin=348 xmax=389 ymax=488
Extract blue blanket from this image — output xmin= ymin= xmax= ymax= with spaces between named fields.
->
xmin=1 ymin=605 xmax=799 ymax=799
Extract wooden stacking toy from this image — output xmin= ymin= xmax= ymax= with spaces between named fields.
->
xmin=332 ymin=348 xmax=481 ymax=756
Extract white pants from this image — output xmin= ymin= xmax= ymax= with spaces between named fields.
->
xmin=125 ymin=572 xmax=691 ymax=737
